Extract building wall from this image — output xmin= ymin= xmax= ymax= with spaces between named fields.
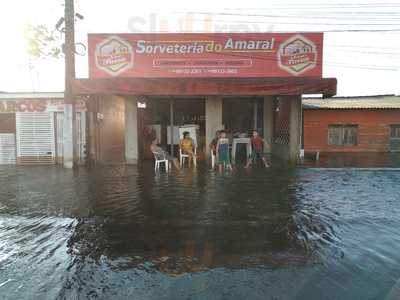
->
xmin=304 ymin=109 xmax=400 ymax=152
xmin=0 ymin=113 xmax=16 ymax=133
xmin=271 ymin=95 xmax=302 ymax=163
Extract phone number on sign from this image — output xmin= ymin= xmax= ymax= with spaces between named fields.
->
xmin=171 ymin=68 xmax=238 ymax=74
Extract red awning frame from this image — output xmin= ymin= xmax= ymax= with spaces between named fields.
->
xmin=72 ymin=77 xmax=337 ymax=98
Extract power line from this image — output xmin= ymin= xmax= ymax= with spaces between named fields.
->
xmin=186 ymin=17 xmax=400 ymax=27
xmin=221 ymin=3 xmax=400 ymax=9
xmin=171 ymin=10 xmax=400 ymax=21
xmin=327 ymin=44 xmax=400 ymax=50
xmin=327 ymin=48 xmax=400 ymax=55
xmin=148 ymin=28 xmax=400 ymax=33
xmin=212 ymin=13 xmax=400 ymax=22
xmin=304 ymin=29 xmax=400 ymax=32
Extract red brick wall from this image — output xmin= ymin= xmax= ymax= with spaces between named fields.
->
xmin=303 ymin=110 xmax=400 ymax=152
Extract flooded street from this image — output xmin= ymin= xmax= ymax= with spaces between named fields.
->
xmin=1 ymin=163 xmax=400 ymax=300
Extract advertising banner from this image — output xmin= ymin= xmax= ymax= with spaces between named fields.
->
xmin=88 ymin=33 xmax=323 ymax=78
xmin=0 ymin=99 xmax=86 ymax=113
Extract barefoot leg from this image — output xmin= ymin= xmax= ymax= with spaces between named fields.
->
xmin=244 ymin=159 xmax=251 ymax=168
xmin=173 ymin=158 xmax=181 ymax=170
xmin=262 ymin=157 xmax=269 ymax=168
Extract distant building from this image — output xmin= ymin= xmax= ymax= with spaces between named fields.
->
xmin=303 ymin=95 xmax=400 ymax=153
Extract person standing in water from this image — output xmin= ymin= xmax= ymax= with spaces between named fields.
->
xmin=245 ymin=130 xmax=270 ymax=168
xmin=216 ymin=130 xmax=233 ymax=172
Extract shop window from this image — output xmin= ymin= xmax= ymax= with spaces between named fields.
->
xmin=328 ymin=124 xmax=358 ymax=146
xmin=390 ymin=125 xmax=400 ymax=139
xmin=390 ymin=125 xmax=400 ymax=152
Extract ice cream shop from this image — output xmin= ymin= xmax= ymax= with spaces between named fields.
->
xmin=71 ymin=32 xmax=336 ymax=165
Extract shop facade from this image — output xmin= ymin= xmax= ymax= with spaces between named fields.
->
xmin=0 ymin=93 xmax=87 ymax=165
xmin=303 ymin=95 xmax=400 ymax=153
xmin=71 ymin=32 xmax=337 ymax=166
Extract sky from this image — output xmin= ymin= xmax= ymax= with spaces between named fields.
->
xmin=0 ymin=0 xmax=399 ymax=96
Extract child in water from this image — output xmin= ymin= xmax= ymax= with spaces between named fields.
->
xmin=216 ymin=130 xmax=233 ymax=172
xmin=245 ymin=130 xmax=269 ymax=168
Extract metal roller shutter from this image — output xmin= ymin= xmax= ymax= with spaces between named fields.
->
xmin=0 ymin=133 xmax=16 ymax=164
xmin=16 ymin=112 xmax=56 ymax=165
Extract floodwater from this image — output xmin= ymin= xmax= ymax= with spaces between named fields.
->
xmin=0 ymin=161 xmax=400 ymax=300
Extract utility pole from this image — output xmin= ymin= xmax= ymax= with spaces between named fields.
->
xmin=63 ymin=0 xmax=76 ymax=168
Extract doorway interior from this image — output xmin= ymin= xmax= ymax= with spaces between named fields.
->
xmin=138 ymin=97 xmax=205 ymax=160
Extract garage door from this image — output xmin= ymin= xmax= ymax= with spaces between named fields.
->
xmin=16 ymin=112 xmax=55 ymax=164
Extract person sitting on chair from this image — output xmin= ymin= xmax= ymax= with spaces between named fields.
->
xmin=150 ymin=138 xmax=180 ymax=170
xmin=245 ymin=130 xmax=270 ymax=168
xmin=179 ymin=131 xmax=197 ymax=167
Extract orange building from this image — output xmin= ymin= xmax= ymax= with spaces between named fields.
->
xmin=303 ymin=95 xmax=400 ymax=153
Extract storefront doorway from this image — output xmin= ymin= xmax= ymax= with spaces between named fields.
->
xmin=138 ymin=98 xmax=205 ymax=160
xmin=136 ymin=97 xmax=267 ymax=163
xmin=222 ymin=97 xmax=264 ymax=163
xmin=223 ymin=98 xmax=264 ymax=135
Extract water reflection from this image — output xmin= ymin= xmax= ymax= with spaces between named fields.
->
xmin=0 ymin=164 xmax=400 ymax=299
xmin=67 ymin=165 xmax=313 ymax=275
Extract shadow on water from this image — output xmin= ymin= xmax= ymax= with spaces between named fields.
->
xmin=0 ymin=162 xmax=400 ymax=299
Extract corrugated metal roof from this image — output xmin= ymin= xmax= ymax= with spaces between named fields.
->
xmin=303 ymin=95 xmax=400 ymax=110
xmin=0 ymin=92 xmax=64 ymax=100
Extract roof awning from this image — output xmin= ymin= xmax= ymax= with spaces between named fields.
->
xmin=72 ymin=77 xmax=337 ymax=98
xmin=303 ymin=95 xmax=400 ymax=110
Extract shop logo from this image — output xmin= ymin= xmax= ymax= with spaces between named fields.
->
xmin=278 ymin=34 xmax=317 ymax=76
xmin=95 ymin=36 xmax=134 ymax=76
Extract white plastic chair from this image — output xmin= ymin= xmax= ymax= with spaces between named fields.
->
xmin=179 ymin=147 xmax=197 ymax=167
xmin=152 ymin=151 xmax=170 ymax=172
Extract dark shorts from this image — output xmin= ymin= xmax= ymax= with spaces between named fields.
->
xmin=218 ymin=151 xmax=230 ymax=165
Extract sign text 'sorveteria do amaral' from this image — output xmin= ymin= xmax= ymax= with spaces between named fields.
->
xmin=88 ymin=33 xmax=323 ymax=78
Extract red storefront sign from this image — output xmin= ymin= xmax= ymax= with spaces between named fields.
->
xmin=88 ymin=33 xmax=323 ymax=78
xmin=0 ymin=99 xmax=86 ymax=113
